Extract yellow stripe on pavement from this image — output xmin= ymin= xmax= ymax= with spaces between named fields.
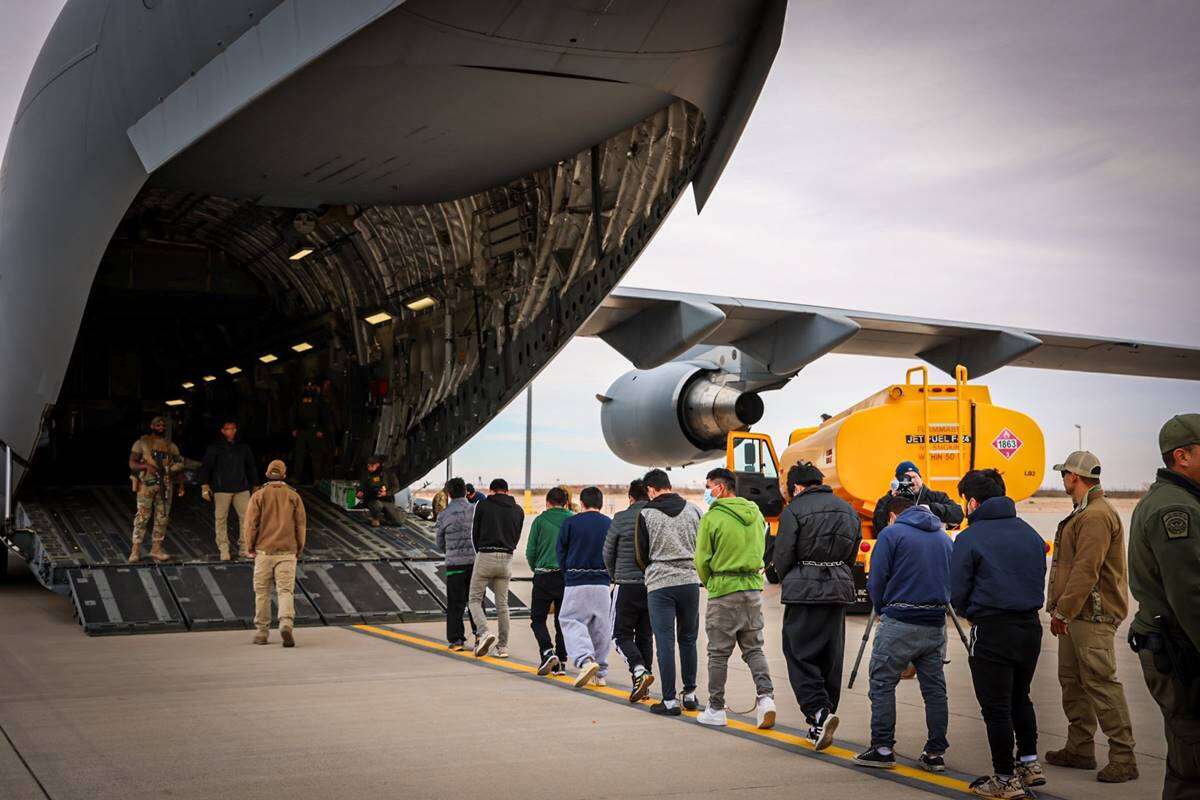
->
xmin=352 ymin=624 xmax=973 ymax=796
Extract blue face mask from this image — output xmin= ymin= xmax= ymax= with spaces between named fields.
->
xmin=703 ymin=488 xmax=716 ymax=506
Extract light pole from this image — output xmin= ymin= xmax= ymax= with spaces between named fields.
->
xmin=446 ymin=453 xmax=453 ymax=482
xmin=524 ymin=384 xmax=533 ymax=513
xmin=1074 ymin=424 xmax=1083 ymax=451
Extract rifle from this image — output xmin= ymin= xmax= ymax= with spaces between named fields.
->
xmin=151 ymin=449 xmax=172 ymax=509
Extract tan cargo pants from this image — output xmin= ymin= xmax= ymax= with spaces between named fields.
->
xmin=1058 ymin=619 xmax=1136 ymax=763
xmin=213 ymin=491 xmax=250 ymax=556
xmin=253 ymin=553 xmax=297 ymax=633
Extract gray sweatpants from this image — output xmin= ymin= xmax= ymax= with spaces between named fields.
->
xmin=468 ymin=552 xmax=512 ymax=647
xmin=560 ymin=584 xmax=612 ymax=676
xmin=706 ymin=589 xmax=774 ymax=710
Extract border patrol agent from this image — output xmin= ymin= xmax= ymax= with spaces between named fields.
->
xmin=1129 ymin=414 xmax=1200 ymax=800
xmin=245 ymin=459 xmax=306 ymax=647
xmin=128 ymin=415 xmax=183 ymax=563
xmin=1045 ymin=451 xmax=1137 ymax=782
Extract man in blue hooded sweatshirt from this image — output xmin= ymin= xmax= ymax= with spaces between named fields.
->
xmin=855 ymin=495 xmax=952 ymax=772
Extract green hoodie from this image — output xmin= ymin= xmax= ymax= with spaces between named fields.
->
xmin=525 ymin=506 xmax=572 ymax=572
xmin=695 ymin=496 xmax=767 ymax=599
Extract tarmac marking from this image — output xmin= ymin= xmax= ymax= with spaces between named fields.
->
xmin=349 ymin=624 xmax=1063 ymax=799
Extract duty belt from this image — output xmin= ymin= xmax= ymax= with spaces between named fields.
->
xmin=801 ymin=561 xmax=845 ymax=568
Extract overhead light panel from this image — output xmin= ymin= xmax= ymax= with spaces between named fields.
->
xmin=165 ymin=399 xmax=186 ymax=407
xmin=259 ymin=354 xmax=278 ymax=364
xmin=291 ymin=342 xmax=313 ymax=353
xmin=225 ymin=366 xmax=242 ymax=375
xmin=202 ymin=375 xmax=217 ymax=382
xmin=181 ymin=381 xmax=195 ymax=390
xmin=288 ymin=244 xmax=315 ymax=261
xmin=363 ymin=311 xmax=393 ymax=325
xmin=405 ymin=295 xmax=437 ymax=312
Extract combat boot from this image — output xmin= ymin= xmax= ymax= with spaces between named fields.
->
xmin=253 ymin=630 xmax=268 ymax=645
xmin=1044 ymin=748 xmax=1096 ymax=770
xmin=218 ymin=548 xmax=231 ymax=562
xmin=281 ymin=626 xmax=295 ymax=648
xmin=127 ymin=543 xmax=142 ymax=563
xmin=149 ymin=543 xmax=170 ymax=562
xmin=1097 ymin=762 xmax=1138 ymax=783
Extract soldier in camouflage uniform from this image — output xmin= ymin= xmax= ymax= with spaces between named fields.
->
xmin=1128 ymin=414 xmax=1200 ymax=800
xmin=128 ymin=415 xmax=184 ymax=563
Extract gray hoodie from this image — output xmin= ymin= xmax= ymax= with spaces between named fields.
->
xmin=635 ymin=493 xmax=702 ymax=593
xmin=436 ymin=497 xmax=477 ymax=567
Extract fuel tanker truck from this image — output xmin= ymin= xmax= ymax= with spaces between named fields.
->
xmin=724 ymin=365 xmax=1045 ymax=609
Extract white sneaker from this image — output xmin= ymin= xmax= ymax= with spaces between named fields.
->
xmin=697 ymin=706 xmax=728 ymax=727
xmin=493 ymin=646 xmax=509 ymax=659
xmin=474 ymin=632 xmax=496 ymax=658
xmin=574 ymin=659 xmax=600 ymax=688
xmin=756 ymin=696 xmax=777 ymax=730
xmin=595 ymin=676 xmax=607 ymax=687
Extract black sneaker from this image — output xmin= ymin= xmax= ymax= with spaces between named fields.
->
xmin=537 ymin=651 xmax=560 ymax=677
xmin=681 ymin=692 xmax=699 ymax=711
xmin=650 ymin=701 xmax=682 ymax=716
xmin=629 ymin=670 xmax=655 ymax=703
xmin=920 ymin=752 xmax=946 ymax=773
xmin=808 ymin=708 xmax=839 ymax=752
xmin=853 ymin=747 xmax=896 ymax=769
xmin=552 ymin=665 xmax=567 ymax=676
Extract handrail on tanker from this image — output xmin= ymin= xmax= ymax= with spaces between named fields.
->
xmin=1 ymin=437 xmax=33 ymax=529
xmin=905 ymin=366 xmax=932 ymax=480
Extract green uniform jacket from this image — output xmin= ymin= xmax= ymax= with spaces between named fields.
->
xmin=695 ymin=496 xmax=766 ymax=599
xmin=525 ymin=507 xmax=572 ymax=573
xmin=1129 ymin=468 xmax=1200 ymax=648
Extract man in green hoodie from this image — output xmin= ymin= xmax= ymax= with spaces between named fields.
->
xmin=526 ymin=487 xmax=572 ymax=675
xmin=695 ymin=467 xmax=776 ymax=729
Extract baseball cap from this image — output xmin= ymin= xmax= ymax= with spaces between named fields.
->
xmin=895 ymin=460 xmax=920 ymax=479
xmin=265 ymin=459 xmax=287 ymax=479
xmin=150 ymin=416 xmax=167 ymax=426
xmin=1053 ymin=450 xmax=1102 ymax=479
xmin=1159 ymin=414 xmax=1200 ymax=454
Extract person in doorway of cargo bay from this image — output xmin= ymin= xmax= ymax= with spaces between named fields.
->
xmin=199 ymin=419 xmax=258 ymax=561
xmin=871 ymin=460 xmax=965 ymax=535
xmin=128 ymin=415 xmax=185 ymax=563
xmin=1044 ymin=450 xmax=1138 ymax=784
xmin=244 ymin=459 xmax=306 ymax=648
xmin=773 ymin=461 xmax=861 ymax=751
xmin=290 ymin=377 xmax=330 ymax=485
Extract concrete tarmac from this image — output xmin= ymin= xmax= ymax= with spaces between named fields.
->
xmin=0 ymin=499 xmax=1169 ymax=799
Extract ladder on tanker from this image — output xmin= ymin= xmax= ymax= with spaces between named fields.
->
xmin=906 ymin=365 xmax=974 ymax=503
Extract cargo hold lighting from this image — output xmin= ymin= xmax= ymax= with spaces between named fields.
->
xmin=363 ymin=311 xmax=393 ymax=325
xmin=202 ymin=375 xmax=217 ymax=382
xmin=288 ymin=244 xmax=315 ymax=261
xmin=225 ymin=366 xmax=242 ymax=375
xmin=181 ymin=381 xmax=195 ymax=389
xmin=291 ymin=342 xmax=313 ymax=353
xmin=259 ymin=354 xmax=278 ymax=363
xmin=165 ymin=399 xmax=186 ymax=407
xmin=405 ymin=296 xmax=437 ymax=311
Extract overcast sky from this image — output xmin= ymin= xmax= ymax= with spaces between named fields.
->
xmin=4 ymin=1 xmax=1197 ymax=490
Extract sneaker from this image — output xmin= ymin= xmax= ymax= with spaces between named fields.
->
xmin=629 ymin=670 xmax=655 ymax=703
xmin=493 ymin=646 xmax=509 ymax=659
xmin=280 ymin=627 xmax=295 ymax=648
xmin=1015 ymin=759 xmax=1045 ymax=787
xmin=448 ymin=641 xmax=464 ymax=652
xmin=474 ymin=632 xmax=496 ymax=658
xmin=650 ymin=701 xmax=682 ymax=716
xmin=537 ymin=651 xmax=560 ymax=676
xmin=681 ymin=692 xmax=699 ymax=711
xmin=968 ymin=775 xmax=1026 ymax=799
xmin=854 ymin=747 xmax=896 ymax=769
xmin=574 ymin=659 xmax=600 ymax=688
xmin=920 ymin=752 xmax=946 ymax=773
xmin=697 ymin=706 xmax=728 ymax=727
xmin=595 ymin=677 xmax=607 ymax=687
xmin=1044 ymin=748 xmax=1095 ymax=770
xmin=808 ymin=708 xmax=839 ymax=752
xmin=755 ymin=696 xmax=777 ymax=730
xmin=552 ymin=665 xmax=567 ymax=676
xmin=1097 ymin=761 xmax=1139 ymax=783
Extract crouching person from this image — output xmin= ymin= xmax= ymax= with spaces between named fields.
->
xmin=695 ymin=468 xmax=776 ymax=730
xmin=245 ymin=460 xmax=306 ymax=647
xmin=855 ymin=495 xmax=952 ymax=772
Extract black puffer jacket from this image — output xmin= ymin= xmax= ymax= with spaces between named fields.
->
xmin=471 ymin=493 xmax=525 ymax=554
xmin=774 ymin=485 xmax=862 ymax=605
xmin=871 ymin=486 xmax=964 ymax=533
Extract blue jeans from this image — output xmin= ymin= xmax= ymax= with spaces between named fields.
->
xmin=868 ymin=615 xmax=949 ymax=753
xmin=647 ymin=583 xmax=700 ymax=701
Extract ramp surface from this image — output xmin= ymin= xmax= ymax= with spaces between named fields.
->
xmin=67 ymin=566 xmax=186 ymax=634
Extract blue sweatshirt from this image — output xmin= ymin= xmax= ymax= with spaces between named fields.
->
xmin=868 ymin=505 xmax=953 ymax=626
xmin=950 ymin=497 xmax=1046 ymax=620
xmin=557 ymin=510 xmax=612 ymax=587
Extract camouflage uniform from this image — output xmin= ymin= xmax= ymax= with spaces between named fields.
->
xmin=130 ymin=434 xmax=182 ymax=554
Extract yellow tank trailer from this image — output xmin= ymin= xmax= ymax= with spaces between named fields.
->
xmin=726 ymin=366 xmax=1045 ymax=609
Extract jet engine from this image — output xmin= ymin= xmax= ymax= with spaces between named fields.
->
xmin=599 ymin=362 xmax=764 ymax=467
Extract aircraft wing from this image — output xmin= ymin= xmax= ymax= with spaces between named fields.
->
xmin=579 ymin=286 xmax=1200 ymax=380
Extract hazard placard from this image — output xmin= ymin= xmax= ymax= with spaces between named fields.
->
xmin=991 ymin=427 xmax=1023 ymax=460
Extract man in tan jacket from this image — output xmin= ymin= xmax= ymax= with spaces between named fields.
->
xmin=1045 ymin=451 xmax=1137 ymax=783
xmin=244 ymin=459 xmax=306 ymax=647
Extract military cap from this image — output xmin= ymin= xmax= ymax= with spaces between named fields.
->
xmin=265 ymin=459 xmax=287 ymax=479
xmin=1159 ymin=414 xmax=1200 ymax=454
xmin=1053 ymin=450 xmax=1102 ymax=479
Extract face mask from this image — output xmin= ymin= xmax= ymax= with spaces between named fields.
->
xmin=704 ymin=488 xmax=722 ymax=506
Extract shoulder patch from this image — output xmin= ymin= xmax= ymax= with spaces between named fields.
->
xmin=1163 ymin=510 xmax=1191 ymax=539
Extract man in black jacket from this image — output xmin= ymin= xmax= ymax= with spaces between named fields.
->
xmin=871 ymin=460 xmax=964 ymax=534
xmin=468 ymin=478 xmax=525 ymax=658
xmin=774 ymin=461 xmax=862 ymax=751
xmin=199 ymin=420 xmax=257 ymax=561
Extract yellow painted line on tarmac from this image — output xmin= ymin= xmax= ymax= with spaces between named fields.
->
xmin=352 ymin=623 xmax=973 ymax=796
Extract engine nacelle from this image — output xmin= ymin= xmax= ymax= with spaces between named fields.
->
xmin=599 ymin=362 xmax=764 ymax=467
